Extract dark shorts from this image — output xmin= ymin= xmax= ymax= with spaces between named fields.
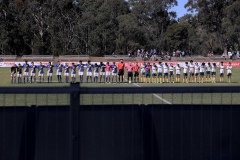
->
xmin=118 ymin=70 xmax=124 ymax=76
xmin=164 ymin=73 xmax=168 ymax=77
xmin=190 ymin=73 xmax=194 ymax=76
xmin=170 ymin=71 xmax=174 ymax=76
xmin=128 ymin=72 xmax=133 ymax=77
xmin=200 ymin=72 xmax=204 ymax=76
xmin=145 ymin=72 xmax=150 ymax=77
xmin=152 ymin=73 xmax=157 ymax=77
xmin=158 ymin=72 xmax=162 ymax=77
xmin=183 ymin=73 xmax=188 ymax=77
xmin=134 ymin=72 xmax=139 ymax=77
xmin=195 ymin=73 xmax=199 ymax=76
xmin=220 ymin=73 xmax=224 ymax=77
xmin=206 ymin=71 xmax=210 ymax=75
xmin=227 ymin=73 xmax=232 ymax=76
xmin=211 ymin=72 xmax=216 ymax=75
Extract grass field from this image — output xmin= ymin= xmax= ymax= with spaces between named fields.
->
xmin=1 ymin=67 xmax=240 ymax=106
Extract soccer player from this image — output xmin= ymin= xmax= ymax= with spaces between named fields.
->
xmin=86 ymin=60 xmax=93 ymax=83
xmin=227 ymin=62 xmax=232 ymax=83
xmin=157 ymin=62 xmax=163 ymax=83
xmin=152 ymin=63 xmax=157 ymax=83
xmin=175 ymin=64 xmax=181 ymax=83
xmin=38 ymin=62 xmax=45 ymax=83
xmin=64 ymin=63 xmax=70 ymax=83
xmin=99 ymin=61 xmax=106 ymax=83
xmin=183 ymin=62 xmax=189 ymax=83
xmin=211 ymin=63 xmax=217 ymax=83
xmin=78 ymin=60 xmax=84 ymax=83
xmin=127 ymin=63 xmax=133 ymax=83
xmin=163 ymin=63 xmax=169 ymax=83
xmin=47 ymin=62 xmax=54 ymax=83
xmin=55 ymin=61 xmax=63 ymax=83
xmin=105 ymin=62 xmax=111 ymax=83
xmin=17 ymin=63 xmax=22 ymax=83
xmin=23 ymin=61 xmax=29 ymax=83
xmin=93 ymin=63 xmax=99 ymax=83
xmin=199 ymin=62 xmax=205 ymax=83
xmin=10 ymin=64 xmax=17 ymax=83
xmin=140 ymin=62 xmax=146 ymax=83
xmin=118 ymin=59 xmax=125 ymax=83
xmin=194 ymin=62 xmax=200 ymax=83
xmin=145 ymin=62 xmax=151 ymax=83
xmin=219 ymin=61 xmax=225 ymax=82
xmin=111 ymin=62 xmax=118 ymax=83
xmin=169 ymin=63 xmax=174 ymax=83
xmin=133 ymin=62 xmax=140 ymax=83
xmin=189 ymin=60 xmax=195 ymax=82
xmin=71 ymin=63 xmax=77 ymax=83
xmin=206 ymin=62 xmax=212 ymax=82
xmin=30 ymin=62 xmax=37 ymax=83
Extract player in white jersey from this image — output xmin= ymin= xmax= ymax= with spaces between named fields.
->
xmin=140 ymin=62 xmax=146 ymax=82
xmin=169 ymin=63 xmax=175 ymax=83
xmin=183 ymin=62 xmax=189 ymax=83
xmin=206 ymin=62 xmax=212 ymax=82
xmin=211 ymin=63 xmax=217 ymax=83
xmin=194 ymin=62 xmax=200 ymax=83
xmin=227 ymin=62 xmax=232 ymax=83
xmin=219 ymin=61 xmax=225 ymax=82
xmin=157 ymin=62 xmax=163 ymax=83
xmin=189 ymin=60 xmax=195 ymax=82
xmin=199 ymin=62 xmax=205 ymax=83
xmin=175 ymin=64 xmax=181 ymax=83
xmin=163 ymin=63 xmax=169 ymax=83
xmin=151 ymin=63 xmax=157 ymax=83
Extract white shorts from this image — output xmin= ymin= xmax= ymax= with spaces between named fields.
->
xmin=176 ymin=71 xmax=180 ymax=75
xmin=23 ymin=72 xmax=28 ymax=76
xmin=112 ymin=73 xmax=117 ymax=76
xmin=38 ymin=73 xmax=44 ymax=77
xmin=78 ymin=72 xmax=84 ymax=76
xmin=94 ymin=73 xmax=99 ymax=77
xmin=11 ymin=73 xmax=16 ymax=77
xmin=47 ymin=73 xmax=52 ymax=76
xmin=56 ymin=72 xmax=62 ymax=76
xmin=64 ymin=73 xmax=69 ymax=76
xmin=71 ymin=74 xmax=76 ymax=77
xmin=17 ymin=74 xmax=22 ymax=77
xmin=100 ymin=72 xmax=105 ymax=76
xmin=106 ymin=72 xmax=110 ymax=76
xmin=87 ymin=72 xmax=92 ymax=76
xmin=31 ymin=73 xmax=36 ymax=76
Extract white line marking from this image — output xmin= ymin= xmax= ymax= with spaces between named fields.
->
xmin=133 ymin=83 xmax=172 ymax=104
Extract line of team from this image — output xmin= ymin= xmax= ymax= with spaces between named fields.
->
xmin=10 ymin=59 xmax=233 ymax=84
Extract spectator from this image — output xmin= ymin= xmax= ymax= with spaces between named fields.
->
xmin=0 ymin=58 xmax=3 ymax=62
xmin=182 ymin=51 xmax=185 ymax=57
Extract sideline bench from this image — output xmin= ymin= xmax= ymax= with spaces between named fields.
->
xmin=59 ymin=55 xmax=89 ymax=61
xmin=22 ymin=55 xmax=53 ymax=61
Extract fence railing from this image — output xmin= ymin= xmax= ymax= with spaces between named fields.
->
xmin=1 ymin=83 xmax=240 ymax=160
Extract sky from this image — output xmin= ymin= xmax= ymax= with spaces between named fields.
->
xmin=169 ymin=0 xmax=189 ymax=18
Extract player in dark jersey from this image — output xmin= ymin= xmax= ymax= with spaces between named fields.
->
xmin=55 ymin=61 xmax=63 ymax=82
xmin=93 ymin=63 xmax=99 ymax=83
xmin=17 ymin=64 xmax=22 ymax=83
xmin=47 ymin=62 xmax=54 ymax=83
xmin=38 ymin=62 xmax=45 ymax=83
xmin=30 ymin=62 xmax=37 ymax=83
xmin=10 ymin=64 xmax=17 ymax=83
xmin=64 ymin=63 xmax=70 ymax=83
xmin=111 ymin=62 xmax=118 ymax=83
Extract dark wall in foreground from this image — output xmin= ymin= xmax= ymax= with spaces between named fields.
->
xmin=0 ymin=105 xmax=240 ymax=160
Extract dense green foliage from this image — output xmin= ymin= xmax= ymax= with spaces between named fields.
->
xmin=0 ymin=0 xmax=239 ymax=56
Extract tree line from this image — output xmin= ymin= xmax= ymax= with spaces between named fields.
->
xmin=0 ymin=0 xmax=239 ymax=56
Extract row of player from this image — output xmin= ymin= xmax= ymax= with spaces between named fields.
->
xmin=10 ymin=60 xmax=233 ymax=83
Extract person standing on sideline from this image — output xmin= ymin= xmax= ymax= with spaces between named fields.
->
xmin=189 ymin=60 xmax=195 ymax=82
xmin=227 ymin=62 xmax=232 ymax=83
xmin=157 ymin=62 xmax=163 ymax=83
xmin=71 ymin=63 xmax=77 ymax=83
xmin=145 ymin=62 xmax=151 ymax=83
xmin=219 ymin=61 xmax=225 ymax=82
xmin=133 ymin=62 xmax=140 ymax=83
xmin=127 ymin=63 xmax=133 ymax=83
xmin=86 ymin=60 xmax=93 ymax=83
xmin=47 ymin=62 xmax=54 ymax=83
xmin=194 ymin=62 xmax=200 ymax=83
xmin=105 ymin=62 xmax=111 ymax=83
xmin=55 ymin=61 xmax=63 ymax=83
xmin=10 ymin=64 xmax=17 ymax=83
xmin=199 ymin=62 xmax=206 ymax=83
xmin=175 ymin=64 xmax=181 ymax=83
xmin=99 ymin=61 xmax=106 ymax=83
xmin=118 ymin=59 xmax=125 ymax=83
xmin=152 ymin=63 xmax=157 ymax=83
xmin=93 ymin=63 xmax=99 ymax=83
xmin=183 ymin=62 xmax=189 ymax=83
xmin=78 ymin=60 xmax=85 ymax=83
xmin=140 ymin=62 xmax=146 ymax=83
xmin=163 ymin=63 xmax=169 ymax=83
xmin=23 ymin=61 xmax=29 ymax=83
xmin=38 ymin=62 xmax=45 ymax=83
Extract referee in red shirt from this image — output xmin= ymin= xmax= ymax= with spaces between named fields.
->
xmin=118 ymin=59 xmax=125 ymax=83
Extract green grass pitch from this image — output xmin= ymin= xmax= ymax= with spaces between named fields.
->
xmin=1 ymin=67 xmax=240 ymax=106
